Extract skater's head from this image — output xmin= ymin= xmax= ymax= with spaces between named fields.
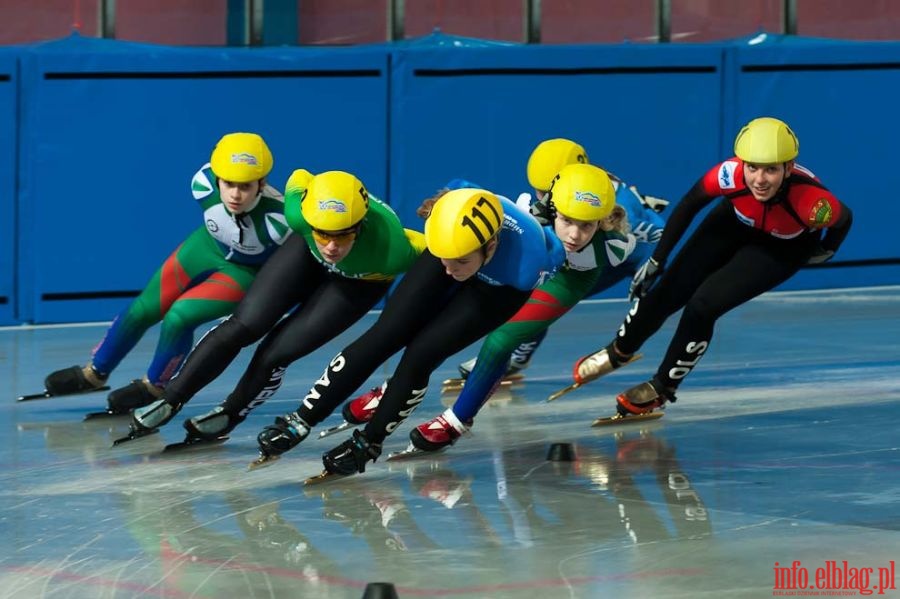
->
xmin=210 ymin=132 xmax=274 ymax=214
xmin=424 ymin=188 xmax=503 ymax=281
xmin=301 ymin=170 xmax=370 ymax=263
xmin=527 ymin=138 xmax=588 ymax=199
xmin=733 ymin=117 xmax=799 ymax=202
xmin=546 ymin=163 xmax=617 ymax=253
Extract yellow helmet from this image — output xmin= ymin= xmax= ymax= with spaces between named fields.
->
xmin=547 ymin=163 xmax=616 ymax=222
xmin=210 ymin=132 xmax=274 ymax=182
xmin=301 ymin=170 xmax=369 ymax=231
xmin=526 ymin=138 xmax=589 ymax=191
xmin=425 ymin=188 xmax=504 ymax=259
xmin=733 ymin=117 xmax=799 ymax=164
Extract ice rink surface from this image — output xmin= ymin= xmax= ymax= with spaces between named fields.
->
xmin=1 ymin=286 xmax=898 ymax=598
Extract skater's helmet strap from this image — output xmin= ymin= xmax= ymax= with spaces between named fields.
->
xmin=210 ymin=132 xmax=273 ymax=183
xmin=425 ymin=188 xmax=503 ymax=259
xmin=546 ymin=163 xmax=616 ymax=222
xmin=527 ymin=138 xmax=589 ymax=192
xmin=300 ymin=171 xmax=370 ymax=231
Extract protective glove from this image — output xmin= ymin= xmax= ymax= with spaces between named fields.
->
xmin=629 ymin=258 xmax=663 ymax=301
xmin=529 ymin=197 xmax=553 ymax=226
xmin=630 ymin=185 xmax=669 ymax=213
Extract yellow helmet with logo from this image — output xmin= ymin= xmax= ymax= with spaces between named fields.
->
xmin=733 ymin=117 xmax=799 ymax=164
xmin=301 ymin=170 xmax=369 ymax=231
xmin=546 ymin=163 xmax=616 ymax=222
xmin=526 ymin=138 xmax=589 ymax=191
xmin=425 ymin=188 xmax=504 ymax=259
xmin=210 ymin=132 xmax=274 ymax=183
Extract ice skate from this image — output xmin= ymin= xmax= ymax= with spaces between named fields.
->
xmin=250 ymin=412 xmax=311 ymax=470
xmin=248 ymin=454 xmax=280 ymax=471
xmin=108 ymin=379 xmax=162 ymax=411
xmin=162 ymin=435 xmax=229 ymax=453
xmin=83 ymin=378 xmax=163 ymax=420
xmin=441 ymin=375 xmax=523 ymax=394
xmin=321 ymin=429 xmax=382 ymax=476
xmin=183 ymin=406 xmax=244 ymax=441
xmin=591 ymin=411 xmax=665 ymax=427
xmin=162 ymin=407 xmax=239 ymax=452
xmin=82 ymin=409 xmax=130 ymax=422
xmin=317 ymin=420 xmax=354 ymax=440
xmin=21 ymin=365 xmax=110 ymax=401
xmin=318 ymin=382 xmax=385 ymax=439
xmin=405 ymin=408 xmax=470 ymax=455
xmin=113 ymin=398 xmax=179 ymax=446
xmin=303 ymin=470 xmax=352 ymax=485
xmin=591 ymin=377 xmax=674 ymax=427
xmin=573 ymin=344 xmax=641 ymax=385
xmin=442 ymin=359 xmax=525 ymax=393
xmin=386 ymin=442 xmax=446 ymax=462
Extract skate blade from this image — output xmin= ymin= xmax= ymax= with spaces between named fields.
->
xmin=303 ymin=470 xmax=348 ymax=486
xmin=547 ymin=382 xmax=581 ymax=402
xmin=591 ymin=411 xmax=664 ymax=427
xmin=111 ymin=426 xmax=159 ymax=446
xmin=386 ymin=443 xmax=444 ymax=462
xmin=83 ymin=410 xmax=129 ymax=422
xmin=163 ymin=436 xmax=229 ymax=453
xmin=248 ymin=454 xmax=280 ymax=471
xmin=441 ymin=377 xmax=520 ymax=394
xmin=317 ymin=421 xmax=353 ymax=440
xmin=17 ymin=386 xmax=112 ymax=402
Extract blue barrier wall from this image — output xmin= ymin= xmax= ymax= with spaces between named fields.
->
xmin=0 ymin=51 xmax=15 ymax=325
xmin=5 ymin=34 xmax=899 ymax=323
xmin=16 ymin=35 xmax=389 ymax=323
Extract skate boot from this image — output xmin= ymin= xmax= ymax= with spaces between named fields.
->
xmin=132 ymin=397 xmax=182 ymax=431
xmin=44 ymin=364 xmax=107 ymax=396
xmin=107 ymin=378 xmax=163 ymax=415
xmin=573 ymin=341 xmax=636 ymax=385
xmin=409 ymin=408 xmax=471 ymax=452
xmin=112 ymin=396 xmax=182 ymax=445
xmin=257 ymin=412 xmax=311 ymax=458
xmin=322 ymin=429 xmax=382 ymax=475
xmin=184 ymin=406 xmax=245 ymax=441
xmin=343 ymin=381 xmax=386 ymax=425
xmin=615 ymin=376 xmax=677 ymax=417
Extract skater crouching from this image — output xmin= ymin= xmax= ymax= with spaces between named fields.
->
xmin=41 ymin=133 xmax=289 ymax=414
xmin=254 ymin=185 xmax=574 ymax=477
xmin=124 ymin=170 xmax=424 ymax=446
xmin=573 ymin=116 xmax=853 ymax=420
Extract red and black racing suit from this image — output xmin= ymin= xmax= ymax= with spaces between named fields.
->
xmin=614 ymin=158 xmax=853 ymax=391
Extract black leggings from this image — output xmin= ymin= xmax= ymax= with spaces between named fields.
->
xmin=164 ymin=234 xmax=390 ymax=410
xmin=297 ymin=251 xmax=532 ymax=442
xmin=617 ymin=201 xmax=818 ymax=389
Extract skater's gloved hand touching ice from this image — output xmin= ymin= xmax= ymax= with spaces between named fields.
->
xmin=572 ymin=341 xmax=638 ymax=385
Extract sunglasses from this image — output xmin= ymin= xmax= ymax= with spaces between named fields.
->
xmin=311 ymin=227 xmax=359 ymax=246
